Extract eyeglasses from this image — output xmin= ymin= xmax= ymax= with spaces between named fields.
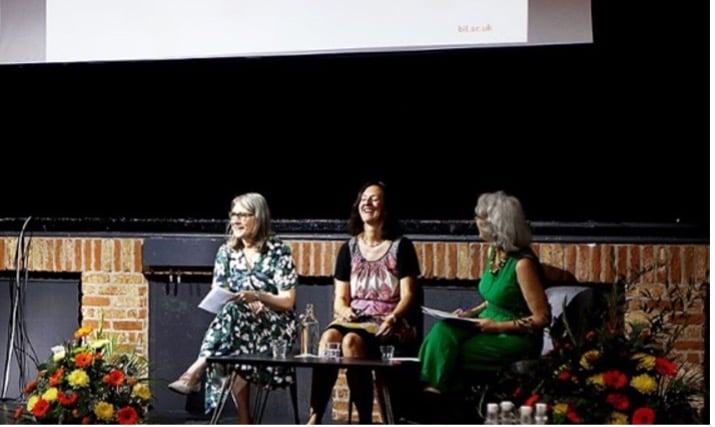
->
xmin=229 ymin=212 xmax=255 ymax=220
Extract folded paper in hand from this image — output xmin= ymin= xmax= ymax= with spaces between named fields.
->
xmin=198 ymin=287 xmax=236 ymax=314
xmin=421 ymin=306 xmax=479 ymax=323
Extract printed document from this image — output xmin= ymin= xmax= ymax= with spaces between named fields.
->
xmin=198 ymin=287 xmax=235 ymax=314
xmin=421 ymin=306 xmax=479 ymax=323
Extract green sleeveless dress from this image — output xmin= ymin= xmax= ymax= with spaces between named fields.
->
xmin=418 ymin=248 xmax=543 ymax=392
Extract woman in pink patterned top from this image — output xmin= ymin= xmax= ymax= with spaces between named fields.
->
xmin=307 ymin=181 xmax=421 ymax=424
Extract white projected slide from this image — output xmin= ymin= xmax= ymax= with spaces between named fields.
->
xmin=45 ymin=0 xmax=527 ymax=62
xmin=0 ymin=0 xmax=592 ymax=64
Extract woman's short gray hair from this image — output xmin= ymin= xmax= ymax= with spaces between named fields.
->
xmin=474 ymin=191 xmax=532 ymax=251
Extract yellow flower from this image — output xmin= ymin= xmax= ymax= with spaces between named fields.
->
xmin=26 ymin=395 xmax=39 ymax=411
xmin=67 ymin=369 xmax=90 ymax=387
xmin=580 ymin=350 xmax=600 ymax=369
xmin=41 ymin=387 xmax=59 ymax=402
xmin=630 ymin=373 xmax=658 ymax=394
xmin=608 ymin=411 xmax=629 ymax=424
xmin=94 ymin=401 xmax=114 ymax=421
xmin=553 ymin=402 xmax=568 ymax=415
xmin=132 ymin=383 xmax=152 ymax=401
xmin=632 ymin=352 xmax=656 ymax=370
xmin=586 ymin=373 xmax=605 ymax=388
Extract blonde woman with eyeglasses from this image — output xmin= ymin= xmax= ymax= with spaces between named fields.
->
xmin=168 ymin=192 xmax=298 ymax=424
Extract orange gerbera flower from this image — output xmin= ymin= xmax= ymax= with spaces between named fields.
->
xmin=104 ymin=369 xmax=125 ymax=386
xmin=74 ymin=352 xmax=93 ymax=368
xmin=23 ymin=379 xmax=38 ymax=394
xmin=74 ymin=326 xmax=93 ymax=339
xmin=49 ymin=368 xmax=65 ymax=386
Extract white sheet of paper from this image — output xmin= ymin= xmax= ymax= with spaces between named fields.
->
xmin=198 ymin=286 xmax=236 ymax=314
xmin=421 ymin=306 xmax=479 ymax=323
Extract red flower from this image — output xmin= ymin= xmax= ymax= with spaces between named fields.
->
xmin=13 ymin=406 xmax=23 ymax=419
xmin=632 ymin=407 xmax=656 ymax=424
xmin=104 ymin=368 xmax=125 ymax=386
xmin=566 ymin=406 xmax=582 ymax=423
xmin=585 ymin=330 xmax=597 ymax=341
xmin=603 ymin=370 xmax=628 ymax=389
xmin=23 ymin=379 xmax=38 ymax=394
xmin=524 ymin=394 xmax=540 ymax=407
xmin=49 ymin=368 xmax=64 ymax=386
xmin=31 ymin=399 xmax=51 ymax=418
xmin=81 ymin=416 xmax=92 ymax=424
xmin=117 ymin=406 xmax=140 ymax=424
xmin=58 ymin=390 xmax=79 ymax=407
xmin=606 ymin=393 xmax=630 ymax=411
xmin=559 ymin=369 xmax=572 ymax=381
xmin=655 ymin=358 xmax=677 ymax=376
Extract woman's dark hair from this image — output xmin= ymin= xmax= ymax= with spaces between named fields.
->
xmin=347 ymin=180 xmax=402 ymax=239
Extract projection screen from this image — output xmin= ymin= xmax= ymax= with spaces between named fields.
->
xmin=0 ymin=0 xmax=592 ymax=64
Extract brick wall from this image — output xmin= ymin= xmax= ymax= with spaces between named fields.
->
xmin=0 ymin=237 xmax=708 ymax=422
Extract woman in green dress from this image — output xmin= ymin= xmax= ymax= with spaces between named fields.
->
xmin=418 ymin=191 xmax=550 ymax=394
xmin=168 ymin=192 xmax=298 ymax=424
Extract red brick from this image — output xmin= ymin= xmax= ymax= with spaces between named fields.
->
xmin=423 ymin=242 xmax=434 ymax=278
xmin=668 ymin=246 xmax=683 ymax=285
xmin=53 ymin=239 xmax=62 ymax=271
xmin=590 ymin=244 xmax=601 ymax=282
xmin=0 ymin=239 xmax=5 ymax=270
xmin=74 ymin=239 xmax=82 ymax=271
xmin=575 ymin=245 xmax=590 ymax=282
xmin=694 ymin=246 xmax=708 ymax=283
xmin=681 ymin=246 xmax=696 ymax=284
xmin=299 ymin=241 xmax=310 ymax=276
xmin=642 ymin=246 xmax=654 ymax=282
xmin=82 ymin=296 xmax=110 ymax=307
xmin=312 ymin=241 xmax=323 ymax=276
xmin=628 ymin=246 xmax=641 ymax=282
xmin=457 ymin=242 xmax=470 ymax=279
xmin=92 ymin=239 xmax=102 ymax=271
xmin=601 ymin=245 xmax=615 ymax=284
xmin=446 ymin=243 xmax=458 ymax=279
xmin=433 ymin=242 xmax=445 ymax=278
xmin=82 ymin=239 xmax=91 ymax=271
xmin=112 ymin=320 xmax=143 ymax=331
xmin=672 ymin=340 xmax=704 ymax=351
xmin=564 ymin=245 xmax=577 ymax=279
xmin=134 ymin=240 xmax=143 ymax=273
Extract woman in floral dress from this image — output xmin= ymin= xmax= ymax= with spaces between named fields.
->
xmin=307 ymin=181 xmax=421 ymax=424
xmin=168 ymin=192 xmax=298 ymax=424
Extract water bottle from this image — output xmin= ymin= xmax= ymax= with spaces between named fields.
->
xmin=499 ymin=401 xmax=516 ymax=424
xmin=300 ymin=303 xmax=320 ymax=356
xmin=484 ymin=403 xmax=499 ymax=425
xmin=519 ymin=405 xmax=534 ymax=424
xmin=534 ymin=403 xmax=548 ymax=424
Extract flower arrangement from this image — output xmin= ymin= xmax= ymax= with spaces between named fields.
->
xmin=499 ymin=275 xmax=706 ymax=424
xmin=14 ymin=319 xmax=152 ymax=424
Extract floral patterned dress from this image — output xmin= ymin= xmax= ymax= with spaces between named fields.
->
xmin=200 ymin=235 xmax=298 ymax=412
